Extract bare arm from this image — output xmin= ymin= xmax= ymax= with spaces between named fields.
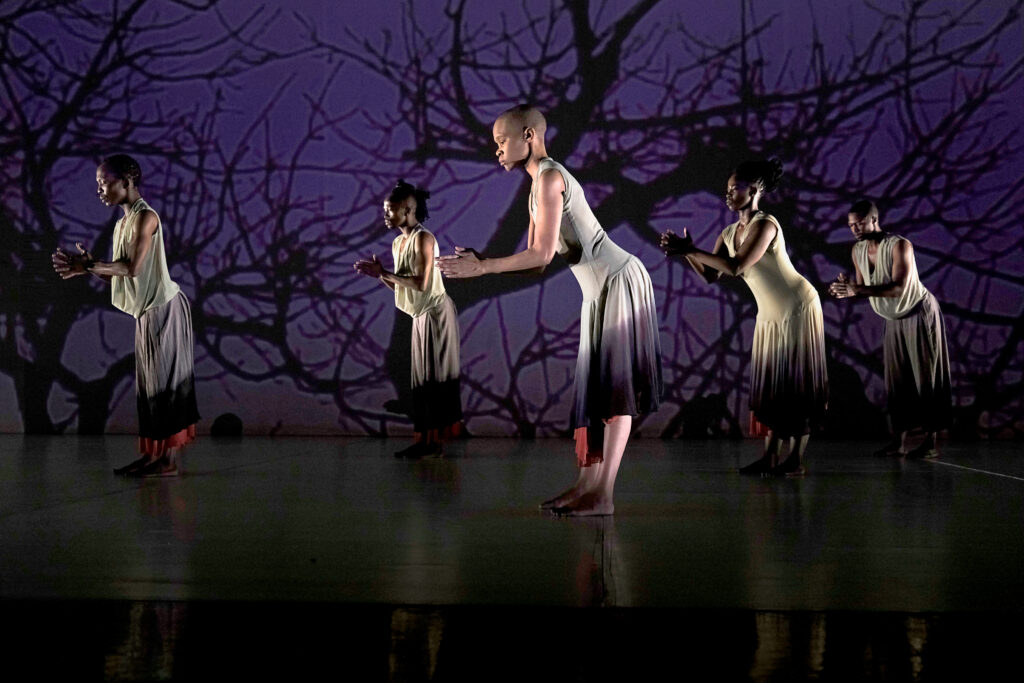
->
xmin=86 ymin=210 xmax=157 ymax=278
xmin=829 ymin=239 xmax=912 ymax=299
xmin=660 ymin=228 xmax=726 ymax=284
xmin=355 ymin=231 xmax=438 ymax=292
xmin=685 ymin=218 xmax=776 ymax=277
xmin=52 ymin=210 xmax=157 ymax=282
xmin=436 ymin=169 xmax=562 ymax=278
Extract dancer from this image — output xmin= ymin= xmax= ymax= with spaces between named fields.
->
xmin=354 ymin=180 xmax=463 ymax=458
xmin=436 ymin=105 xmax=662 ymax=515
xmin=660 ymin=159 xmax=827 ymax=476
xmin=52 ymin=154 xmax=200 ymax=476
xmin=828 ymin=200 xmax=951 ymax=457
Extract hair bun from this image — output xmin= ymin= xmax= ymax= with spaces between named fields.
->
xmin=763 ymin=157 xmax=783 ymax=194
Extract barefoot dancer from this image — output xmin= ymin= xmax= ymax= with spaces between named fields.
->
xmin=51 ymin=155 xmax=200 ymax=476
xmin=354 ymin=180 xmax=463 ymax=458
xmin=660 ymin=159 xmax=827 ymax=476
xmin=437 ymin=105 xmax=662 ymax=515
xmin=828 ymin=200 xmax=952 ymax=458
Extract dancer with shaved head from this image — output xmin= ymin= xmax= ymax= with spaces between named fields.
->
xmin=52 ymin=154 xmax=200 ymax=476
xmin=437 ymin=105 xmax=662 ymax=516
xmin=829 ymin=200 xmax=952 ymax=458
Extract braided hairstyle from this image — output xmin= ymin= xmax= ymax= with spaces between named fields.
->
xmin=101 ymin=154 xmax=143 ymax=189
xmin=732 ymin=157 xmax=783 ymax=194
xmin=388 ymin=179 xmax=431 ymax=222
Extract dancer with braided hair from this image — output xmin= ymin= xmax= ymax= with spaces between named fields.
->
xmin=355 ymin=180 xmax=463 ymax=458
xmin=660 ymin=159 xmax=828 ymax=476
xmin=52 ymin=154 xmax=200 ymax=476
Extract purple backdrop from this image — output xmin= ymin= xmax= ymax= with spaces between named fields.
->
xmin=2 ymin=0 xmax=1022 ymax=438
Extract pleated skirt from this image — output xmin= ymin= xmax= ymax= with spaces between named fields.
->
xmin=411 ymin=295 xmax=463 ymax=443
xmin=572 ymin=257 xmax=663 ymax=467
xmin=883 ymin=292 xmax=952 ymax=433
xmin=135 ymin=291 xmax=200 ymax=456
xmin=748 ymin=293 xmax=828 ymax=436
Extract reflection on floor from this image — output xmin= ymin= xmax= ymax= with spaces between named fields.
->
xmin=0 ymin=435 xmax=1021 ymax=680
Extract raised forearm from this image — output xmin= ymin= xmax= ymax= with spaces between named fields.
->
xmin=682 ymin=253 xmax=720 ymax=284
xmin=688 ymin=249 xmax=739 ymax=277
xmin=851 ymin=281 xmax=904 ymax=298
xmin=479 ymin=246 xmax=552 ymax=275
xmin=379 ymin=270 xmax=424 ymax=291
xmin=87 ymin=259 xmax=133 ymax=278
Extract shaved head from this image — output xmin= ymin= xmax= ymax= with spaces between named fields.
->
xmin=849 ymin=199 xmax=879 ymax=221
xmin=496 ymin=105 xmax=547 ymax=137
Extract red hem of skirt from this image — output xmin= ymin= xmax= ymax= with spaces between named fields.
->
xmin=574 ymin=427 xmax=604 ymax=468
xmin=139 ymin=424 xmax=197 ymax=457
xmin=415 ymin=421 xmax=463 ymax=445
xmin=748 ymin=413 xmax=770 ymax=438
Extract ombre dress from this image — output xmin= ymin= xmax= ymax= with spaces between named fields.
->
xmin=392 ymin=225 xmax=463 ymax=444
xmin=853 ymin=234 xmax=951 ymax=433
xmin=721 ymin=212 xmax=827 ymax=436
xmin=530 ymin=158 xmax=663 ymax=466
xmin=111 ymin=198 xmax=200 ymax=456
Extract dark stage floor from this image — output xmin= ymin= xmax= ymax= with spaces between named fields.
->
xmin=1 ymin=435 xmax=1021 ymax=680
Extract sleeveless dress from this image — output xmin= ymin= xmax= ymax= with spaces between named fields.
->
xmin=391 ymin=225 xmax=463 ymax=443
xmin=530 ymin=158 xmax=663 ymax=466
xmin=112 ymin=198 xmax=200 ymax=456
xmin=721 ymin=212 xmax=827 ymax=436
xmin=853 ymin=234 xmax=951 ymax=433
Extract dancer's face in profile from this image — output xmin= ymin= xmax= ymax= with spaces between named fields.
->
xmin=492 ymin=116 xmax=530 ymax=171
xmin=96 ymin=165 xmax=129 ymax=207
xmin=724 ymin=174 xmax=756 ymax=212
xmin=383 ymin=197 xmax=416 ymax=231
xmin=847 ymin=212 xmax=878 ymax=240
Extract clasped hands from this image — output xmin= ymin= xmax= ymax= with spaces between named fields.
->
xmin=353 ymin=254 xmax=385 ymax=279
xmin=659 ymin=228 xmax=695 ymax=256
xmin=52 ymin=243 xmax=94 ymax=279
xmin=827 ymin=273 xmax=857 ymax=299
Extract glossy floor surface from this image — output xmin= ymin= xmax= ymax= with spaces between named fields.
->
xmin=1 ymin=435 xmax=1022 ymax=680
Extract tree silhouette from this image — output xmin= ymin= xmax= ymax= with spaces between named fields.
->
xmin=2 ymin=0 xmax=1021 ymax=438
xmin=305 ymin=0 xmax=1024 ymax=437
xmin=0 ymin=0 xmax=407 ymax=434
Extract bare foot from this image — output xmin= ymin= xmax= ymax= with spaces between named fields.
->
xmin=769 ymin=458 xmax=807 ymax=477
xmin=129 ymin=455 xmax=179 ymax=477
xmin=113 ymin=455 xmax=155 ymax=476
xmin=552 ymin=492 xmax=614 ymax=517
xmin=905 ymin=442 xmax=938 ymax=459
xmin=540 ymin=468 xmax=596 ymax=509
xmin=739 ymin=456 xmax=772 ymax=475
xmin=872 ymin=440 xmax=903 ymax=457
xmin=539 ymin=484 xmax=585 ymax=510
xmin=394 ymin=441 xmax=427 ymax=458
xmin=422 ymin=443 xmax=444 ymax=460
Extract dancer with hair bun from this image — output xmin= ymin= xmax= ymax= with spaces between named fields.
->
xmin=355 ymin=180 xmax=463 ymax=458
xmin=660 ymin=159 xmax=828 ymax=476
xmin=52 ymin=154 xmax=200 ymax=476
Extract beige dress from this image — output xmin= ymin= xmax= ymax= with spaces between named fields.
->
xmin=853 ymin=234 xmax=951 ymax=432
xmin=392 ymin=225 xmax=462 ymax=442
xmin=530 ymin=158 xmax=663 ymax=466
xmin=722 ymin=212 xmax=828 ymax=435
xmin=112 ymin=198 xmax=199 ymax=455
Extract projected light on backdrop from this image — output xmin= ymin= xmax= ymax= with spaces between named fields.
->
xmin=2 ymin=0 xmax=1022 ymax=438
